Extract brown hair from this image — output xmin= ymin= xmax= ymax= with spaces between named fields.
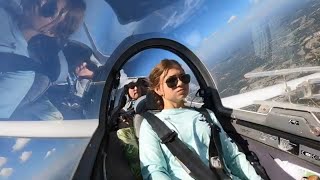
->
xmin=20 ymin=0 xmax=86 ymax=40
xmin=148 ymin=59 xmax=183 ymax=109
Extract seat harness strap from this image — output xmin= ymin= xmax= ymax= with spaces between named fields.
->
xmin=141 ymin=111 xmax=220 ymax=180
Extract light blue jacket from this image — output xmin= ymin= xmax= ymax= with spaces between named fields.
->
xmin=139 ymin=108 xmax=262 ymax=180
xmin=0 ymin=4 xmax=35 ymax=118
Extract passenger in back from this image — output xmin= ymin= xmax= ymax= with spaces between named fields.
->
xmin=139 ymin=59 xmax=261 ymax=180
xmin=115 ymin=79 xmax=148 ymax=180
xmin=119 ymin=79 xmax=147 ymax=128
xmin=124 ymin=81 xmax=142 ymax=111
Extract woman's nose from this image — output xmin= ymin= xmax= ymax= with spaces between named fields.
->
xmin=177 ymin=79 xmax=183 ymax=86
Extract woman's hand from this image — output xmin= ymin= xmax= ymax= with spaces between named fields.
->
xmin=75 ymin=62 xmax=94 ymax=79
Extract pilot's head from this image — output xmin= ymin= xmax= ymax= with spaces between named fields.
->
xmin=20 ymin=0 xmax=86 ymax=40
xmin=149 ymin=59 xmax=190 ymax=109
xmin=126 ymin=81 xmax=142 ymax=100
xmin=63 ymin=41 xmax=97 ymax=76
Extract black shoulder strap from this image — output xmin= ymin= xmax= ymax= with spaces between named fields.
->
xmin=0 ymin=52 xmax=41 ymax=72
xmin=195 ymin=108 xmax=231 ymax=179
xmin=196 ymin=108 xmax=270 ymax=180
xmin=195 ymin=108 xmax=219 ymax=157
xmin=141 ymin=111 xmax=219 ymax=180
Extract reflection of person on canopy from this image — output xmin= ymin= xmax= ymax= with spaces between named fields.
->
xmin=45 ymin=41 xmax=100 ymax=119
xmin=0 ymin=0 xmax=86 ymax=120
xmin=63 ymin=41 xmax=99 ymax=99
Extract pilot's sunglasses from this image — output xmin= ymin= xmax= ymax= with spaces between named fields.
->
xmin=128 ymin=83 xmax=138 ymax=89
xmin=165 ymin=74 xmax=191 ymax=88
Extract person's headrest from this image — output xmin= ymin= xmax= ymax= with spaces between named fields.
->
xmin=134 ymin=95 xmax=146 ymax=114
xmin=145 ymin=91 xmax=161 ymax=110
xmin=133 ymin=91 xmax=162 ymax=114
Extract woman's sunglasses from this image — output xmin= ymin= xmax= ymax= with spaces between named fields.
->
xmin=39 ymin=0 xmax=58 ymax=18
xmin=165 ymin=74 xmax=191 ymax=88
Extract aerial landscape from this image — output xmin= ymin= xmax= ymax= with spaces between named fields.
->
xmin=207 ymin=0 xmax=320 ymax=111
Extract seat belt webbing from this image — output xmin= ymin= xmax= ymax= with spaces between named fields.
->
xmin=141 ymin=111 xmax=219 ymax=180
xmin=196 ymin=108 xmax=269 ymax=180
xmin=195 ymin=108 xmax=231 ymax=180
xmin=0 ymin=52 xmax=41 ymax=72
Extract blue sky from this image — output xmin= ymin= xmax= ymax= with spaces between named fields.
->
xmin=122 ymin=0 xmax=253 ymax=77
xmin=0 ymin=138 xmax=89 ymax=180
xmin=80 ymin=0 xmax=253 ymax=56
xmin=123 ymin=49 xmax=185 ymax=77
xmin=1 ymin=0 xmax=309 ymax=179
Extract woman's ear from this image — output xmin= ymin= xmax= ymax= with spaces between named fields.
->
xmin=154 ymin=86 xmax=163 ymax=96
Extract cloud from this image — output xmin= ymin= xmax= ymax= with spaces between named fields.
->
xmin=20 ymin=151 xmax=32 ymax=163
xmin=32 ymin=139 xmax=90 ymax=180
xmin=120 ymin=69 xmax=128 ymax=79
xmin=0 ymin=157 xmax=7 ymax=168
xmin=185 ymin=31 xmax=202 ymax=48
xmin=0 ymin=168 xmax=13 ymax=178
xmin=189 ymin=82 xmax=199 ymax=93
xmin=118 ymin=69 xmax=140 ymax=88
xmin=44 ymin=148 xmax=56 ymax=159
xmin=12 ymin=138 xmax=31 ymax=152
xmin=227 ymin=15 xmax=237 ymax=24
xmin=162 ymin=0 xmax=203 ymax=30
xmin=203 ymin=31 xmax=217 ymax=42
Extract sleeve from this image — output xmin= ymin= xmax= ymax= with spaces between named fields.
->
xmin=139 ymin=119 xmax=171 ymax=180
xmin=207 ymin=109 xmax=262 ymax=180
xmin=0 ymin=8 xmax=17 ymax=50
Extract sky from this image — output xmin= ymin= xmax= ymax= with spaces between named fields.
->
xmin=0 ymin=138 xmax=89 ymax=180
xmin=0 ymin=0 xmax=310 ymax=179
xmin=107 ymin=0 xmax=254 ymax=77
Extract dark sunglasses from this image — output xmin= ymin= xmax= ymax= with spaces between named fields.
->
xmin=128 ymin=83 xmax=138 ymax=89
xmin=165 ymin=74 xmax=191 ymax=88
xmin=39 ymin=0 xmax=58 ymax=17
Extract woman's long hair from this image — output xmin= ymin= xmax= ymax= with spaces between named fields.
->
xmin=148 ymin=59 xmax=183 ymax=109
xmin=19 ymin=0 xmax=86 ymax=40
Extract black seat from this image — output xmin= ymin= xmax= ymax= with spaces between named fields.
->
xmin=109 ymin=87 xmax=129 ymax=128
xmin=132 ymin=95 xmax=146 ymax=138
xmin=133 ymin=91 xmax=162 ymax=138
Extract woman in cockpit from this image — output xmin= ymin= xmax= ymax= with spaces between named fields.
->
xmin=139 ymin=59 xmax=261 ymax=180
xmin=0 ymin=0 xmax=86 ymax=119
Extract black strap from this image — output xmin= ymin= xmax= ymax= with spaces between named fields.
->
xmin=196 ymin=108 xmax=270 ymax=180
xmin=141 ymin=111 xmax=219 ymax=180
xmin=246 ymin=151 xmax=270 ymax=180
xmin=196 ymin=108 xmax=219 ymax=157
xmin=195 ymin=108 xmax=231 ymax=179
xmin=0 ymin=52 xmax=41 ymax=72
